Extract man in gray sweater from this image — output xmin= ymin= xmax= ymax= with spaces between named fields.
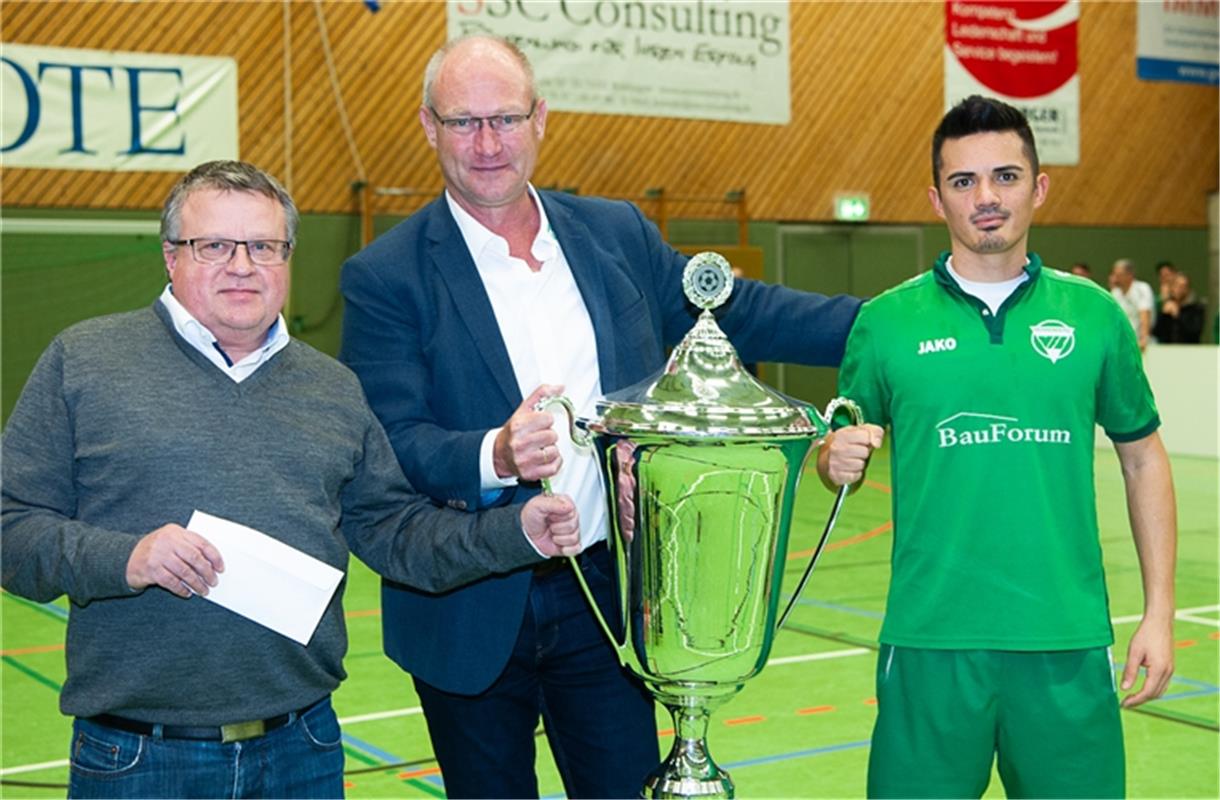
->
xmin=0 ymin=160 xmax=581 ymax=799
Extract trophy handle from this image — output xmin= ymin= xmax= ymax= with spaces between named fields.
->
xmin=535 ymin=395 xmax=629 ymax=665
xmin=775 ymin=397 xmax=865 ymax=631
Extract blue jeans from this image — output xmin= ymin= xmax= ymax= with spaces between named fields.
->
xmin=414 ymin=544 xmax=660 ymax=798
xmin=68 ymin=697 xmax=344 ymax=799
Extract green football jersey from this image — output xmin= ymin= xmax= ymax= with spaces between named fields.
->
xmin=838 ymin=252 xmax=1159 ymax=650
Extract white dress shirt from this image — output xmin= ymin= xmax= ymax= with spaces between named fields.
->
xmin=158 ymin=285 xmax=290 ymax=383
xmin=1110 ymin=280 xmax=1154 ymax=336
xmin=446 ymin=188 xmax=608 ymax=549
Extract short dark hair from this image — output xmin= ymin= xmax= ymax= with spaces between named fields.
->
xmin=932 ymin=95 xmax=1039 ymax=186
xmin=161 ymin=160 xmax=298 ymax=244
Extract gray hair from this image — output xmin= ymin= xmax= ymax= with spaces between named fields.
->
xmin=422 ymin=35 xmax=536 ymax=109
xmin=1113 ymin=258 xmax=1135 ymax=276
xmin=161 ymin=160 xmax=299 ymax=243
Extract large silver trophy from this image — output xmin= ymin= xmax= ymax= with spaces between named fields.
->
xmin=542 ymin=252 xmax=861 ymax=799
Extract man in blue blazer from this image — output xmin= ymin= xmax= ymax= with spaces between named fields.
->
xmin=339 ymin=35 xmax=862 ymax=799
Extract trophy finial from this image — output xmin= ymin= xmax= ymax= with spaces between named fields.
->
xmin=683 ymin=251 xmax=733 ymax=311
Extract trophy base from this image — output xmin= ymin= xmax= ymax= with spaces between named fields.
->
xmin=642 ymin=762 xmax=733 ymax=799
xmin=640 ymin=698 xmax=736 ymax=798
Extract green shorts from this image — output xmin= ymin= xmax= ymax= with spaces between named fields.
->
xmin=867 ymin=645 xmax=1125 ymax=799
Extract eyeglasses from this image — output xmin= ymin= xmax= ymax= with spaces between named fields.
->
xmin=428 ymin=100 xmax=537 ymax=136
xmin=171 ymin=238 xmax=293 ymax=266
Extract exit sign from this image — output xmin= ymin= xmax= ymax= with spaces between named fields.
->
xmin=834 ymin=193 xmax=870 ymax=222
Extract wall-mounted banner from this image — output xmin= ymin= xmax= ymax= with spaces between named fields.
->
xmin=1 ymin=43 xmax=238 ymax=171
xmin=1137 ymin=1 xmax=1218 ymax=86
xmin=944 ymin=1 xmax=1079 ymax=165
xmin=446 ymin=0 xmax=790 ymax=124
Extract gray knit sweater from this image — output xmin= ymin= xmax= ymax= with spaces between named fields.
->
xmin=1 ymin=302 xmax=542 ymax=724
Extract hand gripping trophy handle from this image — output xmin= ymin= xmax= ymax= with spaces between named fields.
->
xmin=535 ymin=396 xmax=625 ymax=658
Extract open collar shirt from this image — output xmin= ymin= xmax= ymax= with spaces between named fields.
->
xmin=445 ymin=187 xmax=607 ymax=549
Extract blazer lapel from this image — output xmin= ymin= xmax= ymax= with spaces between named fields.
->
xmin=541 ymin=195 xmax=618 ymax=387
xmin=425 ymin=201 xmax=521 ymax=407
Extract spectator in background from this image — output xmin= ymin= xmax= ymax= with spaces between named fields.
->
xmin=1109 ymin=258 xmax=1154 ymax=351
xmin=1069 ymin=262 xmax=1093 ymax=280
xmin=1152 ymin=272 xmax=1205 ymax=344
xmin=1155 ymin=260 xmax=1178 ymax=308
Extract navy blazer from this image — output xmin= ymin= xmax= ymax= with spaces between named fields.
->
xmin=339 ymin=191 xmax=862 ymax=694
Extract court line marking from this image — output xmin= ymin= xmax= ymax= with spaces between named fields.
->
xmin=338 ymin=707 xmax=425 ymax=725
xmin=1112 ymin=604 xmax=1220 ymax=626
xmin=768 ymin=648 xmax=871 ymax=666
xmin=0 ymin=759 xmax=69 ymax=777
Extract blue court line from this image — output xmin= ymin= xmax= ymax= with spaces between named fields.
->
xmin=1112 ymin=661 xmax=1219 ymax=703
xmin=1158 ymin=689 xmax=1220 ymax=701
xmin=340 ymin=732 xmax=445 ymax=787
xmin=782 ymin=595 xmax=885 ymax=620
xmin=540 ymin=740 xmax=872 ymax=798
xmin=723 ymin=738 xmax=871 ymax=769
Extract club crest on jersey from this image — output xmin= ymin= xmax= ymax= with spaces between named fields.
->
xmin=1030 ymin=320 xmax=1075 ymax=364
xmin=917 ymin=337 xmax=957 ymax=355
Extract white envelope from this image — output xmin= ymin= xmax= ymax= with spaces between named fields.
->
xmin=187 ymin=510 xmax=345 ymax=646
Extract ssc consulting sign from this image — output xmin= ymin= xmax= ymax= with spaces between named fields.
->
xmin=447 ymin=0 xmax=790 ymax=124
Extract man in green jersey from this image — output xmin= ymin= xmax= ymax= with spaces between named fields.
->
xmin=819 ymin=96 xmax=1177 ymax=798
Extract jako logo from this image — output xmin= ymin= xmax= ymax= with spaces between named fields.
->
xmin=918 ymin=337 xmax=957 ymax=355
xmin=936 ymin=412 xmax=1071 ymax=448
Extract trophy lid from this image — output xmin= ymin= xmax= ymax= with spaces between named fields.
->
xmin=587 ymin=252 xmax=816 ymax=439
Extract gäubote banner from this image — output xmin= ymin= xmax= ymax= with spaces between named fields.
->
xmin=446 ymin=0 xmax=791 ymax=124
xmin=1 ymin=43 xmax=238 ymax=172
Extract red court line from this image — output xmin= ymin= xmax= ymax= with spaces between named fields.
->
xmin=658 ymin=727 xmax=675 ymax=737
xmin=724 ymin=715 xmax=765 ymax=727
xmin=343 ymin=782 xmax=356 ymax=790
xmin=788 ymin=521 xmax=893 ymax=560
xmin=1175 ymin=639 xmax=1198 ymax=648
xmin=1211 ymin=632 xmax=1220 ymax=640
xmin=862 ymin=479 xmax=892 ymax=495
xmin=399 ymin=767 xmax=442 ymax=779
xmin=796 ymin=705 xmax=836 ymax=715
xmin=345 ymin=609 xmax=381 ymax=618
xmin=0 ymin=643 xmax=65 ymax=656
xmin=863 ymin=698 xmax=878 ymax=705
xmin=827 ymin=521 xmax=894 ymax=552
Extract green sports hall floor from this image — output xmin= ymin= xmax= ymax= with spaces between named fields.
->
xmin=2 ymin=444 xmax=1216 ymax=798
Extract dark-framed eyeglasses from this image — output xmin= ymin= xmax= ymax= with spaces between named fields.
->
xmin=428 ymin=99 xmax=537 ymax=136
xmin=171 ymin=238 xmax=293 ymax=266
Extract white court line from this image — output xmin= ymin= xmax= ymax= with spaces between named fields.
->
xmin=1177 ymin=614 xmax=1220 ymax=628
xmin=338 ymin=706 xmax=424 ymax=725
xmin=1111 ymin=603 xmax=1219 ymax=626
xmin=768 ymin=647 xmax=871 ymax=666
xmin=0 ymin=758 xmax=69 ymax=777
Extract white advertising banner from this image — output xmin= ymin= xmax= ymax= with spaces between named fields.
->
xmin=1137 ymin=1 xmax=1219 ymax=86
xmin=446 ymin=0 xmax=790 ymax=124
xmin=1 ymin=43 xmax=238 ymax=171
xmin=944 ymin=1 xmax=1079 ymax=166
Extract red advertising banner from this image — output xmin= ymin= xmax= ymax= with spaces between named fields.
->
xmin=944 ymin=1 xmax=1079 ymax=165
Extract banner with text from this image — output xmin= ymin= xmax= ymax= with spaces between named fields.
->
xmin=944 ymin=1 xmax=1079 ymax=165
xmin=1 ymin=43 xmax=238 ymax=171
xmin=446 ymin=0 xmax=790 ymax=124
xmin=1137 ymin=1 xmax=1218 ymax=86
